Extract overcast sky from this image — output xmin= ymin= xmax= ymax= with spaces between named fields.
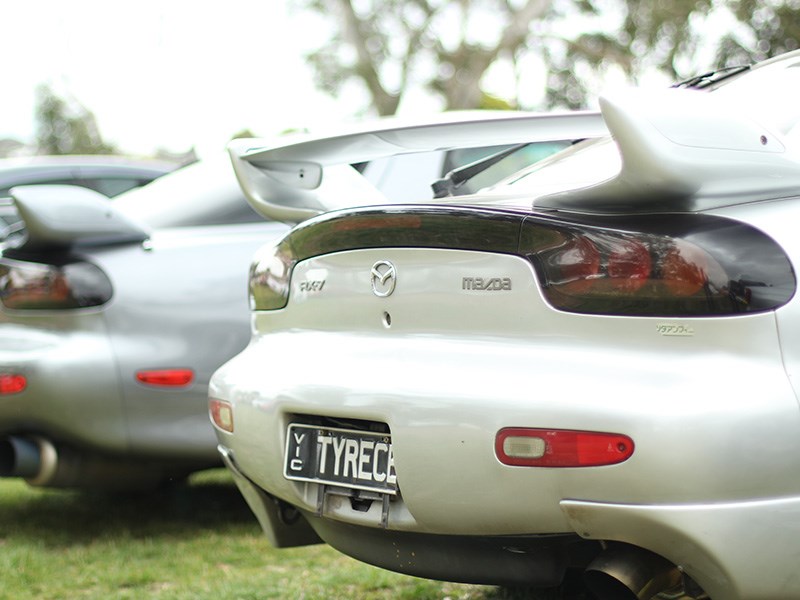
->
xmin=1 ymin=1 xmax=366 ymax=157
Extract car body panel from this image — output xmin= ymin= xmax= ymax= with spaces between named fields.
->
xmin=710 ymin=199 xmax=800 ymax=408
xmin=98 ymin=222 xmax=287 ymax=460
xmin=212 ymin=247 xmax=798 ymax=531
xmin=0 ymin=314 xmax=126 ymax=450
xmin=561 ymin=496 xmax=800 ymax=600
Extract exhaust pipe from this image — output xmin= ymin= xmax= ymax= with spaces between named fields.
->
xmin=0 ymin=435 xmax=181 ymax=489
xmin=0 ymin=435 xmax=54 ymax=479
xmin=584 ymin=544 xmax=683 ymax=600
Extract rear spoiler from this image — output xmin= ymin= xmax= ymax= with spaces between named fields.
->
xmin=6 ymin=185 xmax=149 ymax=251
xmin=228 ymin=110 xmax=607 ymax=223
xmin=538 ymin=87 xmax=800 ymax=212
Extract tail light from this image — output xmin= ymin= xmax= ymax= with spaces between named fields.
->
xmin=209 ymin=398 xmax=234 ymax=433
xmin=496 ymin=428 xmax=634 ymax=467
xmin=521 ymin=214 xmax=795 ymax=316
xmin=249 ymin=240 xmax=295 ymax=310
xmin=0 ymin=257 xmax=112 ymax=310
xmin=0 ymin=374 xmax=26 ymax=395
xmin=247 ymin=207 xmax=795 ymax=317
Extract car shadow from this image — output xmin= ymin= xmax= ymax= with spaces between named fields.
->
xmin=0 ymin=469 xmax=259 ymax=546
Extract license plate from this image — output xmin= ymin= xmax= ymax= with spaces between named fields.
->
xmin=284 ymin=423 xmax=397 ymax=494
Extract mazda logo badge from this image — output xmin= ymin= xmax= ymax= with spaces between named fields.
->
xmin=371 ymin=261 xmax=396 ymax=297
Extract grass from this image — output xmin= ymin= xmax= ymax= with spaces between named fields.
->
xmin=0 ymin=470 xmax=531 ymax=600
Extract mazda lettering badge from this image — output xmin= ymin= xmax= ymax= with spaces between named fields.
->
xmin=371 ymin=261 xmax=397 ymax=297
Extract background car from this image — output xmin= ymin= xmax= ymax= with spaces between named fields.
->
xmin=0 ymin=154 xmax=179 ymax=236
xmin=0 ymin=154 xmax=178 ymax=199
xmin=0 ymin=129 xmax=569 ymax=491
xmin=211 ymin=52 xmax=800 ymax=600
xmin=0 ymin=155 xmax=288 ymax=489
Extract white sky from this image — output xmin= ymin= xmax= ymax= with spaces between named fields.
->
xmin=0 ymin=1 xmax=734 ymax=159
xmin=0 ymin=1 xmax=362 ymax=157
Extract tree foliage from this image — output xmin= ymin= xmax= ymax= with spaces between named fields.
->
xmin=296 ymin=0 xmax=800 ymax=115
xmin=299 ymin=0 xmax=633 ymax=113
xmin=715 ymin=0 xmax=800 ymax=65
xmin=34 ymin=85 xmax=116 ymax=155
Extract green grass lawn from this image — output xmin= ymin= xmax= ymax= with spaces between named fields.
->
xmin=0 ymin=470 xmax=521 ymax=600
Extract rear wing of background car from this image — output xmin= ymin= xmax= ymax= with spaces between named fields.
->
xmin=228 ymin=111 xmax=608 ymax=224
xmin=3 ymin=185 xmax=148 ymax=251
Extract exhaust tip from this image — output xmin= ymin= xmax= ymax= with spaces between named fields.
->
xmin=0 ymin=436 xmax=42 ymax=478
xmin=584 ymin=544 xmax=682 ymax=600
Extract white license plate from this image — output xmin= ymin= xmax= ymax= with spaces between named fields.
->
xmin=284 ymin=423 xmax=397 ymax=494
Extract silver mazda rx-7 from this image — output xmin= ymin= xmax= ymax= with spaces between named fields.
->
xmin=0 ymin=156 xmax=291 ymax=489
xmin=210 ymin=52 xmax=800 ymax=599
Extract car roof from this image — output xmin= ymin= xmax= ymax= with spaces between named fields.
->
xmin=0 ymin=155 xmax=178 ymax=180
xmin=111 ymin=153 xmax=255 ymax=229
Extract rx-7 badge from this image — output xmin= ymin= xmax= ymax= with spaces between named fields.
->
xmin=371 ymin=261 xmax=397 ymax=297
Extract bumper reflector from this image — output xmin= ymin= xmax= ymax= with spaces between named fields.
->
xmin=135 ymin=369 xmax=194 ymax=387
xmin=0 ymin=374 xmax=26 ymax=395
xmin=209 ymin=399 xmax=234 ymax=433
xmin=496 ymin=428 xmax=634 ymax=467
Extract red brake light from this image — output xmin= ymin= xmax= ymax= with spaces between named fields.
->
xmin=496 ymin=428 xmax=634 ymax=468
xmin=606 ymin=238 xmax=651 ymax=292
xmin=660 ymin=239 xmax=713 ymax=297
xmin=549 ymin=236 xmax=601 ymax=294
xmin=0 ymin=374 xmax=26 ymax=395
xmin=209 ymin=398 xmax=234 ymax=433
xmin=135 ymin=369 xmax=194 ymax=387
xmin=539 ymin=231 xmax=727 ymax=312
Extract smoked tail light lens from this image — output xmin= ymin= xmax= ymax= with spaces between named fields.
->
xmin=209 ymin=398 xmax=234 ymax=433
xmin=249 ymin=240 xmax=296 ymax=310
xmin=0 ymin=258 xmax=113 ymax=310
xmin=496 ymin=428 xmax=634 ymax=467
xmin=520 ymin=214 xmax=796 ymax=316
xmin=248 ymin=208 xmax=795 ymax=317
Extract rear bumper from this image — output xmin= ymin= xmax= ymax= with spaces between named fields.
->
xmin=211 ymin=320 xmax=800 ymax=533
xmin=224 ymin=433 xmax=800 ymax=597
xmin=561 ymin=496 xmax=800 ymax=600
xmin=0 ymin=322 xmax=127 ymax=450
xmin=219 ymin=443 xmax=591 ymax=587
xmin=304 ymin=511 xmax=586 ymax=587
xmin=210 ymin=295 xmax=800 ymax=596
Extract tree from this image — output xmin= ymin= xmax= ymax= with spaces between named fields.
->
xmin=710 ymin=0 xmax=800 ymax=66
xmin=298 ymin=0 xmax=632 ymax=114
xmin=612 ymin=0 xmax=800 ymax=78
xmin=297 ymin=0 xmax=800 ymax=115
xmin=34 ymin=85 xmax=116 ymax=155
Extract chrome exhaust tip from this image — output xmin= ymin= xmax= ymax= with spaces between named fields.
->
xmin=584 ymin=544 xmax=682 ymax=600
xmin=0 ymin=435 xmax=51 ymax=479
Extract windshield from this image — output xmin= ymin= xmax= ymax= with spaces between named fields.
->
xmin=711 ymin=57 xmax=800 ymax=140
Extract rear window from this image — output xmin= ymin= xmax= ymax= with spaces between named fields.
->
xmin=113 ymin=155 xmax=262 ymax=228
